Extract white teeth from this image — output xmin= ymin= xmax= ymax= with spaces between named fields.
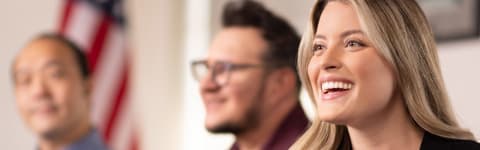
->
xmin=321 ymin=81 xmax=353 ymax=93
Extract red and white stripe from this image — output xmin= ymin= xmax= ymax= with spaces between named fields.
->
xmin=58 ymin=0 xmax=139 ymax=150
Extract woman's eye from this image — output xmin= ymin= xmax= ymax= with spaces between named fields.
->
xmin=345 ymin=40 xmax=365 ymax=48
xmin=313 ymin=44 xmax=325 ymax=52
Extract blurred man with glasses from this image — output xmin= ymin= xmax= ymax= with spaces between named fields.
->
xmin=191 ymin=0 xmax=309 ymax=149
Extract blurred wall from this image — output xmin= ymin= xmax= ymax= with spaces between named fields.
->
xmin=0 ymin=0 xmax=479 ymax=150
xmin=438 ymin=39 xmax=480 ymax=138
xmin=128 ymin=0 xmax=184 ymax=149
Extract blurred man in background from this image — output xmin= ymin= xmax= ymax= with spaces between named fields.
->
xmin=11 ymin=33 xmax=108 ymax=150
xmin=191 ymin=0 xmax=309 ymax=149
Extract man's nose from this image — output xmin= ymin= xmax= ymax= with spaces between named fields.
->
xmin=199 ymin=70 xmax=221 ymax=92
xmin=30 ymin=77 xmax=51 ymax=100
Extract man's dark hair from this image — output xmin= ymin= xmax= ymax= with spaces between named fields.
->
xmin=35 ymin=33 xmax=90 ymax=79
xmin=222 ymin=0 xmax=302 ymax=93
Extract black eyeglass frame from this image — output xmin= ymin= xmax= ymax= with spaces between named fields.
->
xmin=190 ymin=60 xmax=265 ymax=86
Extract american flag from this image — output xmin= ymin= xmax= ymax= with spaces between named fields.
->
xmin=58 ymin=0 xmax=139 ymax=149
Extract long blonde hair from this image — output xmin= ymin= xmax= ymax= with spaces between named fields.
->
xmin=291 ymin=0 xmax=475 ymax=149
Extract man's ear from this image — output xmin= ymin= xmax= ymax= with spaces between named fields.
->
xmin=84 ymin=77 xmax=92 ymax=104
xmin=266 ymin=68 xmax=296 ymax=101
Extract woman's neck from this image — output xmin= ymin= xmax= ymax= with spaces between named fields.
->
xmin=347 ymin=97 xmax=424 ymax=150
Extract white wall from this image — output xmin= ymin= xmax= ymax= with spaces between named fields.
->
xmin=438 ymin=39 xmax=480 ymax=138
xmin=0 ymin=1 xmax=479 ymax=150
xmin=128 ymin=0 xmax=185 ymax=149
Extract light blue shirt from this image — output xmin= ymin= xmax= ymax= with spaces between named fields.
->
xmin=36 ymin=128 xmax=109 ymax=150
xmin=66 ymin=129 xmax=108 ymax=150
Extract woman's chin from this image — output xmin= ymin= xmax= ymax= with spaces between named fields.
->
xmin=317 ymin=112 xmax=349 ymax=125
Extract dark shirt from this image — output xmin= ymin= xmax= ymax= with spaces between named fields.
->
xmin=420 ymin=132 xmax=480 ymax=150
xmin=231 ymin=103 xmax=310 ymax=150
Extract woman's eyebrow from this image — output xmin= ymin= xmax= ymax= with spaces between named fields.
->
xmin=314 ymin=29 xmax=364 ymax=40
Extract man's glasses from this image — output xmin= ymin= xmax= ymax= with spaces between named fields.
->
xmin=191 ymin=60 xmax=263 ymax=86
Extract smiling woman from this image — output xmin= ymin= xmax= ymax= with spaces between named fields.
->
xmin=291 ymin=0 xmax=480 ymax=150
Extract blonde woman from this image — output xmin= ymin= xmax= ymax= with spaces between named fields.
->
xmin=291 ymin=0 xmax=480 ymax=149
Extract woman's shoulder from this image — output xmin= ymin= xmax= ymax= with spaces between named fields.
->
xmin=420 ymin=132 xmax=480 ymax=150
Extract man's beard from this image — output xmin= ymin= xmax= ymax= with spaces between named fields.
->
xmin=39 ymin=113 xmax=84 ymax=142
xmin=207 ymin=77 xmax=267 ymax=135
xmin=38 ymin=122 xmax=70 ymax=142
